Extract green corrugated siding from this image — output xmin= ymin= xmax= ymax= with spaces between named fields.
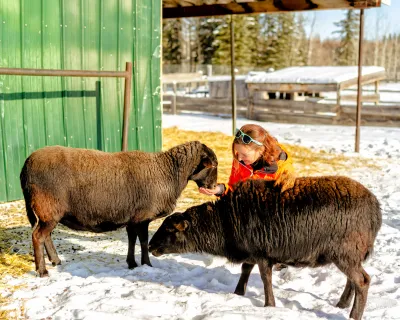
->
xmin=0 ymin=0 xmax=161 ymax=202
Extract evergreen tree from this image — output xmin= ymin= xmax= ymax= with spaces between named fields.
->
xmin=162 ymin=19 xmax=182 ymax=65
xmin=198 ymin=17 xmax=221 ymax=65
xmin=293 ymin=13 xmax=308 ymax=66
xmin=211 ymin=17 xmax=230 ymax=65
xmin=273 ymin=13 xmax=297 ymax=69
xmin=257 ymin=13 xmax=306 ymax=70
xmin=257 ymin=14 xmax=279 ymax=68
xmin=333 ymin=10 xmax=360 ymax=66
xmin=212 ymin=15 xmax=258 ymax=67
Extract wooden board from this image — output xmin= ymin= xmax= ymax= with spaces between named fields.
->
xmin=163 ymin=0 xmax=384 ymax=18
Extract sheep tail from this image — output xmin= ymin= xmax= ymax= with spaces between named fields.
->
xmin=20 ymin=159 xmax=39 ymax=229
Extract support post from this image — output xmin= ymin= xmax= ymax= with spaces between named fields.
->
xmin=172 ymin=81 xmax=177 ymax=115
xmin=374 ymin=80 xmax=380 ymax=106
xmin=355 ymin=9 xmax=364 ymax=153
xmin=230 ymin=15 xmax=237 ymax=135
xmin=122 ymin=62 xmax=133 ymax=152
xmin=335 ymin=85 xmax=342 ymax=124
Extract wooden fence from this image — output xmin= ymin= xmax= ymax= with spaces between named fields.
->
xmin=163 ymin=95 xmax=400 ymax=127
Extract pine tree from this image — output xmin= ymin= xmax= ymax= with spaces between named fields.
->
xmin=257 ymin=14 xmax=279 ymax=68
xmin=333 ymin=10 xmax=360 ymax=66
xmin=162 ymin=19 xmax=182 ymax=65
xmin=293 ymin=13 xmax=308 ymax=66
xmin=198 ymin=17 xmax=221 ymax=65
xmin=210 ymin=17 xmax=230 ymax=66
xmin=257 ymin=13 xmax=306 ymax=70
xmin=212 ymin=15 xmax=259 ymax=67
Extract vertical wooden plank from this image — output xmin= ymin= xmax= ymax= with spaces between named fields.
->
xmin=120 ymin=0 xmax=137 ymax=151
xmin=42 ymin=0 xmax=65 ymax=147
xmin=101 ymin=0 xmax=120 ymax=152
xmin=0 ymin=95 xmax=7 ymax=201
xmin=151 ymin=0 xmax=162 ymax=151
xmin=63 ymin=0 xmax=86 ymax=148
xmin=0 ymin=0 xmax=8 ymax=201
xmin=134 ymin=0 xmax=154 ymax=152
xmin=22 ymin=0 xmax=47 ymax=157
xmin=82 ymin=0 xmax=101 ymax=150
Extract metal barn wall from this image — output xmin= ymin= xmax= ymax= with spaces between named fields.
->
xmin=0 ymin=0 xmax=162 ymax=202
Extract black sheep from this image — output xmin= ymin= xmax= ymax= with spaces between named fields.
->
xmin=149 ymin=176 xmax=382 ymax=320
xmin=20 ymin=141 xmax=218 ymax=277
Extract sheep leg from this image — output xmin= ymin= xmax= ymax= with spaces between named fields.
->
xmin=349 ymin=267 xmax=370 ymax=320
xmin=336 ymin=278 xmax=355 ymax=308
xmin=126 ymin=222 xmax=138 ymax=269
xmin=258 ymin=260 xmax=275 ymax=307
xmin=135 ymin=220 xmax=152 ymax=267
xmin=234 ymin=263 xmax=255 ymax=296
xmin=44 ymin=233 xmax=61 ymax=266
xmin=32 ymin=221 xmax=57 ymax=277
xmin=335 ymin=261 xmax=370 ymax=320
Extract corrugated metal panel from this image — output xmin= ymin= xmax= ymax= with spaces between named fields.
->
xmin=0 ymin=0 xmax=161 ymax=202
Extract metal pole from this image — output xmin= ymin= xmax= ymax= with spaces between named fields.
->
xmin=0 ymin=67 xmax=128 ymax=78
xmin=355 ymin=9 xmax=364 ymax=153
xmin=230 ymin=15 xmax=237 ymax=135
xmin=122 ymin=62 xmax=133 ymax=152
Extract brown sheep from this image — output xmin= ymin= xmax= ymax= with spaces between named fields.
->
xmin=149 ymin=176 xmax=382 ymax=320
xmin=20 ymin=141 xmax=218 ymax=277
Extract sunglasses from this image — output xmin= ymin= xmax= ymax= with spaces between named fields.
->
xmin=235 ymin=129 xmax=262 ymax=146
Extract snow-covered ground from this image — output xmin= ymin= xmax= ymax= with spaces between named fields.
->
xmin=3 ymin=114 xmax=400 ymax=320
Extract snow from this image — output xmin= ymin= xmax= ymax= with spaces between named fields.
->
xmin=246 ymin=66 xmax=385 ymax=84
xmin=4 ymin=113 xmax=400 ymax=320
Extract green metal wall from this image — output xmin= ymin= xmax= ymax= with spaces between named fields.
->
xmin=0 ymin=0 xmax=162 ymax=202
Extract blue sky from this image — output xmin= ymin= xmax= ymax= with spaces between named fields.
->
xmin=302 ymin=2 xmax=399 ymax=40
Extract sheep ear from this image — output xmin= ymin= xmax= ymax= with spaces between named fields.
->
xmin=201 ymin=144 xmax=217 ymax=168
xmin=174 ymin=220 xmax=190 ymax=232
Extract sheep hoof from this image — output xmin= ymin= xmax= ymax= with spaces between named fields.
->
xmin=38 ymin=270 xmax=49 ymax=278
xmin=52 ymin=259 xmax=61 ymax=266
xmin=234 ymin=289 xmax=245 ymax=296
xmin=127 ymin=261 xmax=138 ymax=269
xmin=336 ymin=300 xmax=350 ymax=309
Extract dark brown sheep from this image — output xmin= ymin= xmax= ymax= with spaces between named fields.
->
xmin=20 ymin=141 xmax=218 ymax=277
xmin=149 ymin=176 xmax=382 ymax=320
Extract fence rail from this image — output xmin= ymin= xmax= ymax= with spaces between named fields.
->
xmin=163 ymin=95 xmax=400 ymax=127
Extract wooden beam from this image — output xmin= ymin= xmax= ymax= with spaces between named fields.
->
xmin=163 ymin=0 xmax=384 ymax=19
xmin=246 ymin=82 xmax=338 ymax=93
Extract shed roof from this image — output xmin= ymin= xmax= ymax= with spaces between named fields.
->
xmin=246 ymin=66 xmax=385 ymax=84
xmin=163 ymin=0 xmax=386 ymax=18
xmin=245 ymin=66 xmax=386 ymax=91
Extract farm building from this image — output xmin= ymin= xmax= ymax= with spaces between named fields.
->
xmin=0 ymin=0 xmax=161 ymax=201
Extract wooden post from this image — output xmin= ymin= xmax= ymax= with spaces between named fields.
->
xmin=122 ymin=62 xmax=133 ymax=152
xmin=247 ymin=87 xmax=255 ymax=120
xmin=172 ymin=81 xmax=177 ymax=115
xmin=335 ymin=85 xmax=341 ymax=124
xmin=355 ymin=9 xmax=365 ymax=153
xmin=374 ymin=80 xmax=380 ymax=106
xmin=230 ymin=15 xmax=237 ymax=135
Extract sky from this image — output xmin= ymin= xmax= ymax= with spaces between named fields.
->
xmin=2 ymin=111 xmax=400 ymax=319
xmin=303 ymin=2 xmax=400 ymax=40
